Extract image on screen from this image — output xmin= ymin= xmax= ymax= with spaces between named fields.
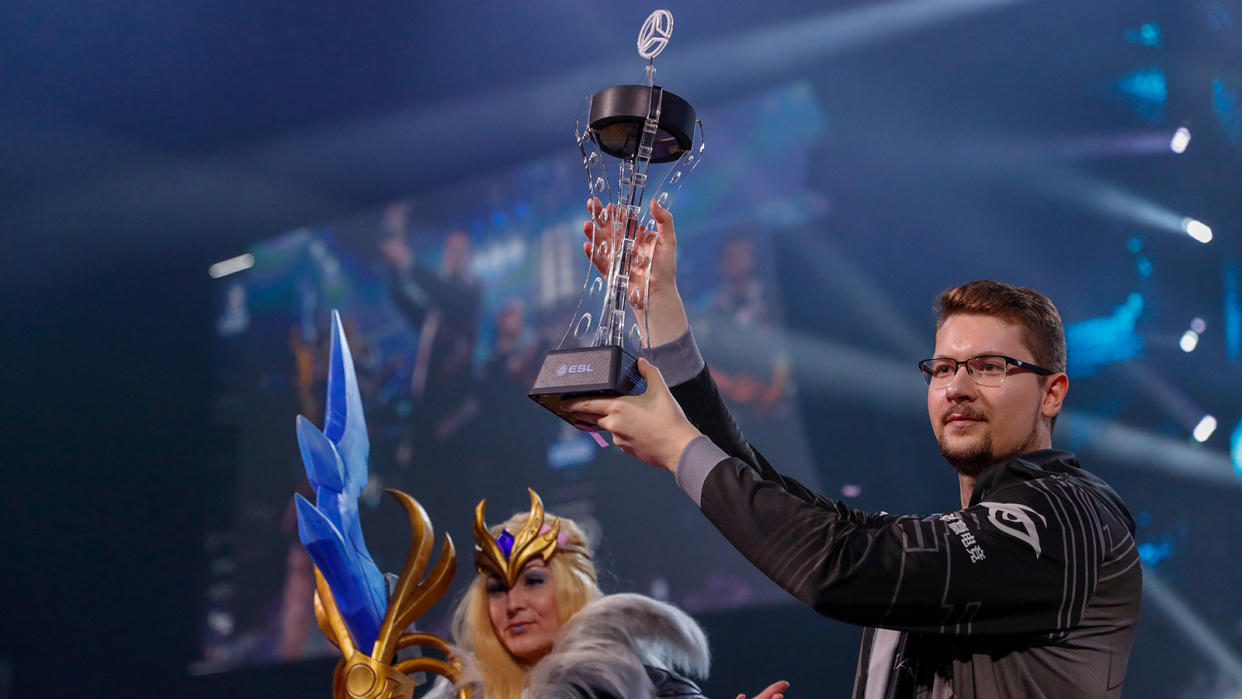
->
xmin=196 ymin=83 xmax=830 ymax=672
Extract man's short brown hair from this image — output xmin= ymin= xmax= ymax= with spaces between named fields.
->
xmin=934 ymin=280 xmax=1067 ymax=375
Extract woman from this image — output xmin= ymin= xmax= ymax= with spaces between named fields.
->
xmin=425 ymin=489 xmax=787 ymax=699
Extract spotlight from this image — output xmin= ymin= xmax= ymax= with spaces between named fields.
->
xmin=1190 ymin=317 xmax=1207 ymax=333
xmin=209 ymin=253 xmax=255 ymax=279
xmin=1179 ymin=330 xmax=1200 ymax=352
xmin=1125 ymin=22 xmax=1163 ymax=47
xmin=1170 ymin=126 xmax=1191 ymax=153
xmin=1193 ymin=415 xmax=1217 ymax=443
xmin=1181 ymin=218 xmax=1213 ymax=243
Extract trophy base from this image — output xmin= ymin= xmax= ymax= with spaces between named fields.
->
xmin=528 ymin=346 xmax=647 ymax=425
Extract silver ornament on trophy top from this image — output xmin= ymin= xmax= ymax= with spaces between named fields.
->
xmin=529 ymin=9 xmax=705 ymax=425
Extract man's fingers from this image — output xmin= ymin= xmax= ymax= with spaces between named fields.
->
xmin=595 ymin=414 xmax=616 ymax=435
xmin=649 ymin=197 xmax=669 ymax=221
xmin=649 ymin=198 xmax=674 ymax=233
xmin=740 ymin=681 xmax=790 ymax=699
xmin=635 ymin=357 xmax=666 ymax=390
xmin=763 ymin=681 xmax=790 ymax=699
xmin=563 ymin=398 xmax=596 ymax=414
xmin=632 ymin=233 xmax=654 ymax=264
xmin=648 ymin=199 xmax=677 ymax=256
xmin=563 ymin=396 xmax=616 ymax=417
xmin=588 ymin=198 xmax=623 ymax=224
xmin=582 ymin=235 xmax=612 ymax=273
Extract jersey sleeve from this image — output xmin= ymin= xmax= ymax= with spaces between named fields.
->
xmin=673 ymin=364 xmax=1107 ymax=636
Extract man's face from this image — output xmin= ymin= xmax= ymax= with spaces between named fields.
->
xmin=443 ymin=231 xmax=470 ymax=275
xmin=497 ymin=300 xmax=524 ymax=336
xmin=719 ymin=239 xmax=755 ymax=281
xmin=928 ymin=313 xmax=1056 ymax=477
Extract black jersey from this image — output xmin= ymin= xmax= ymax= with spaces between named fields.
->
xmin=669 ymin=364 xmax=1142 ymax=698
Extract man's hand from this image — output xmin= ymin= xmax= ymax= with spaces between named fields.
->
xmin=737 ymin=680 xmax=790 ymax=699
xmin=563 ymin=358 xmax=701 ymax=473
xmin=582 ymin=197 xmax=689 ymax=346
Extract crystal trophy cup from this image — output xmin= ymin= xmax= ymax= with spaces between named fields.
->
xmin=529 ymin=9 xmax=705 ymax=425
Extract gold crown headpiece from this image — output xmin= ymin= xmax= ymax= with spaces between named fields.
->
xmin=473 ymin=488 xmax=589 ymax=587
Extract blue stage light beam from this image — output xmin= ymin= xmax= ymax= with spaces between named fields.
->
xmin=246 ymin=0 xmax=1037 ymax=195
xmin=768 ymin=330 xmax=1242 ymax=492
xmin=1143 ymin=565 xmax=1242 ymax=689
xmin=780 ymin=228 xmax=926 ymax=358
xmin=11 ymin=0 xmax=1037 ymax=295
xmin=1064 ymin=412 xmax=1242 ymax=489
xmin=778 ymin=330 xmax=926 ymax=414
xmin=1116 ymin=362 xmax=1209 ymax=435
xmin=673 ymin=0 xmax=1033 ymax=92
xmin=1049 ymin=129 xmax=1188 ymax=158
xmin=1034 ymin=168 xmax=1215 ymax=243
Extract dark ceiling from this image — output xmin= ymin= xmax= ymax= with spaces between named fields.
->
xmin=5 ymin=0 xmax=1236 ymax=292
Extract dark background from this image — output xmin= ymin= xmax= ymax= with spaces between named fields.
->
xmin=4 ymin=1 xmax=1242 ymax=696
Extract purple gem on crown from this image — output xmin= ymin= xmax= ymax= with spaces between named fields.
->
xmin=496 ymin=529 xmax=515 ymax=561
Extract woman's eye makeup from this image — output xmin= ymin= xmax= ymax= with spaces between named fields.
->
xmin=522 ymin=572 xmax=546 ymax=587
xmin=486 ymin=580 xmax=507 ymax=595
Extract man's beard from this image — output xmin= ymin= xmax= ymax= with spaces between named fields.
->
xmin=938 ymin=421 xmax=1040 ymax=478
xmin=939 ymin=431 xmax=995 ymax=477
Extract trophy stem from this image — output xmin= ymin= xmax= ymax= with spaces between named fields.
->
xmin=597 ymin=83 xmax=664 ymax=349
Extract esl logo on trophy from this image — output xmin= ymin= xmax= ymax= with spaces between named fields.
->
xmin=529 ymin=9 xmax=705 ymax=425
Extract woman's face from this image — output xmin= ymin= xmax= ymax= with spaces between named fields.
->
xmin=486 ymin=559 xmax=560 ymax=664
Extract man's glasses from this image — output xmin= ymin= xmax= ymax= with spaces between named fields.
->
xmin=918 ymin=354 xmax=1054 ymax=388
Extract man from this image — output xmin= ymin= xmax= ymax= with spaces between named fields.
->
xmin=567 ymin=199 xmax=1141 ymax=698
xmin=377 ymin=205 xmax=482 ymax=446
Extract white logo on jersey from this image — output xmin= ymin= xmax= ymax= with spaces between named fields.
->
xmin=978 ymin=502 xmax=1047 ymax=558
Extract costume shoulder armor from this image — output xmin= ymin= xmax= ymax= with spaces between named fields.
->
xmin=523 ymin=593 xmax=710 ymax=699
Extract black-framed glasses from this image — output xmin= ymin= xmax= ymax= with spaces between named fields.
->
xmin=918 ymin=354 xmax=1053 ymax=387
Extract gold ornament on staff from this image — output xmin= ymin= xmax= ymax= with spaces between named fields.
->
xmin=312 ymin=489 xmax=471 ymax=699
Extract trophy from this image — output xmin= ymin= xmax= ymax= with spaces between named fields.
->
xmin=529 ymin=9 xmax=705 ymax=425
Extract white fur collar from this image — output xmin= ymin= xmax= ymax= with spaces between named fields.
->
xmin=425 ymin=593 xmax=709 ymax=698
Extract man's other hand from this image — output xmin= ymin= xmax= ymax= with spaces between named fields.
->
xmin=737 ymin=680 xmax=790 ymax=699
xmin=564 ymin=358 xmax=700 ymax=473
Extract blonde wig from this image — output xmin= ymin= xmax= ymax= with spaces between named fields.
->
xmin=452 ymin=511 xmax=601 ymax=697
